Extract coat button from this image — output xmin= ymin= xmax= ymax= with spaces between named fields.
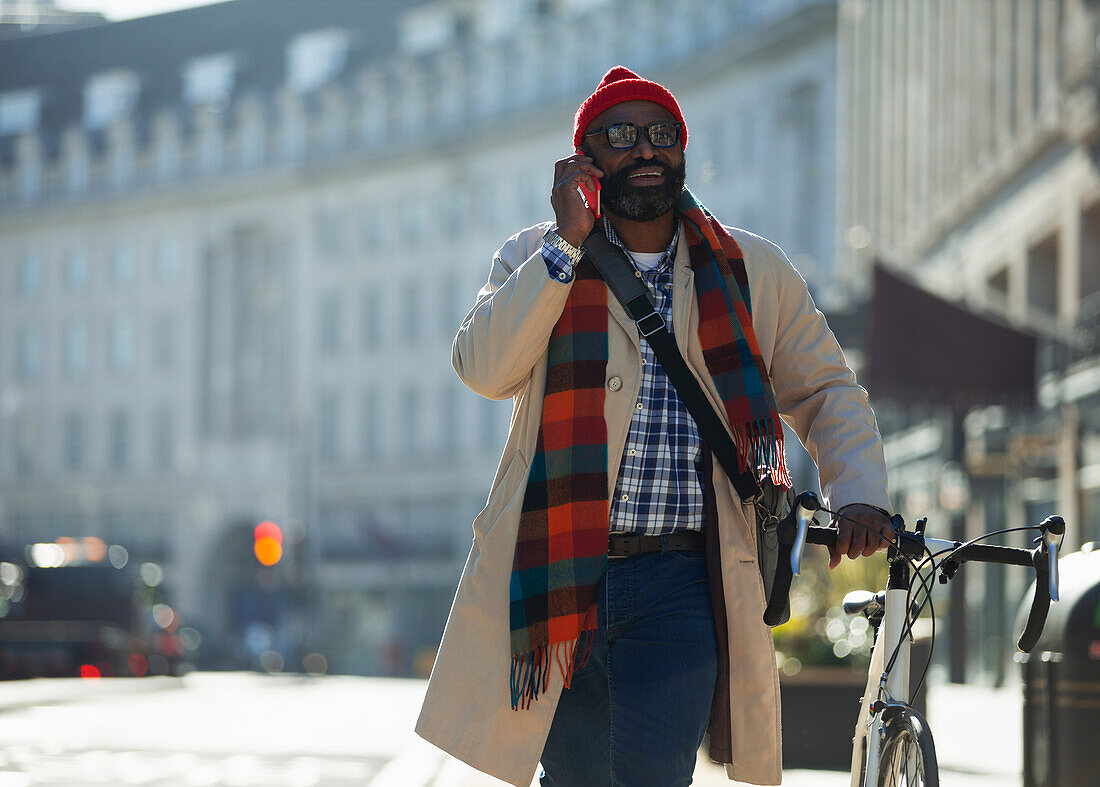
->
xmin=607 ymin=376 xmax=622 ymax=392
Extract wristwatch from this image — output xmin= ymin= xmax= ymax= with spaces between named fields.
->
xmin=543 ymin=228 xmax=585 ymax=266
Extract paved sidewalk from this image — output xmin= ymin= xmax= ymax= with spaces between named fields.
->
xmin=0 ymin=673 xmax=1025 ymax=786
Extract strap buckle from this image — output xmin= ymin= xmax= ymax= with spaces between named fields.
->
xmin=636 ymin=310 xmax=665 ymax=337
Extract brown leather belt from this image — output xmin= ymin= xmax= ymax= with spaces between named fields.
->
xmin=607 ymin=530 xmax=706 ymax=558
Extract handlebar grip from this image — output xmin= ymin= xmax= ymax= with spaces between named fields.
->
xmin=1017 ymin=552 xmax=1051 ymax=654
xmin=805 ymin=525 xmax=838 ymax=547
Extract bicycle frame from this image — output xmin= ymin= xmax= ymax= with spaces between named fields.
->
xmin=860 ymin=556 xmax=914 ymax=786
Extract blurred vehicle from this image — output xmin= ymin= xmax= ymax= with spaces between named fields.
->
xmin=0 ymin=538 xmax=197 ymax=679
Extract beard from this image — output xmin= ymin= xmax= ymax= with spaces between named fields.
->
xmin=600 ymin=156 xmax=687 ymax=222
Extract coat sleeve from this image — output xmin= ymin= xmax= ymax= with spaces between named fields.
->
xmin=745 ymin=233 xmax=891 ymax=512
xmin=453 ymin=224 xmax=573 ymax=401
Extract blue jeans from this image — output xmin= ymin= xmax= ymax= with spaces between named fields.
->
xmin=538 ymin=550 xmax=719 ymax=786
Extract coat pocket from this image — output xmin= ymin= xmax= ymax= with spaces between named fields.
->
xmin=471 ymin=450 xmax=530 ymax=546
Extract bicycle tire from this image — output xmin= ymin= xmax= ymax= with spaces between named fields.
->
xmin=875 ymin=707 xmax=939 ymax=787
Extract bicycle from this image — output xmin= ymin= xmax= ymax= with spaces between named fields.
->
xmin=762 ymin=491 xmax=1065 ymax=787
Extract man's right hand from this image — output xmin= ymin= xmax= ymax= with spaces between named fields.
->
xmin=551 ymin=154 xmax=604 ymax=248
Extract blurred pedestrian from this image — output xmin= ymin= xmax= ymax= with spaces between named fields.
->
xmin=417 ymin=66 xmax=892 ymax=786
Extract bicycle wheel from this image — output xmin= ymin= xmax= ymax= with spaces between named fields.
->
xmin=875 ymin=708 xmax=939 ymax=787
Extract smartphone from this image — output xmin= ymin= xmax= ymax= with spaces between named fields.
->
xmin=573 ymin=148 xmax=601 ymax=219
xmin=577 ymin=178 xmax=601 ymax=219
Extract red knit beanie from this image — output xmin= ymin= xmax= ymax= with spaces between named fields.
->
xmin=573 ymin=66 xmax=687 ymax=152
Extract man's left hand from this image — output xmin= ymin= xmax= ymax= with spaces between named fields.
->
xmin=829 ymin=504 xmax=893 ymax=569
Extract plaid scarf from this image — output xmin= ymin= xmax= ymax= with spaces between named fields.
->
xmin=509 ymin=191 xmax=790 ymax=709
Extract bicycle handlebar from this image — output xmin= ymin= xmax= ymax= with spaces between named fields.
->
xmin=761 ymin=494 xmax=1065 ymax=654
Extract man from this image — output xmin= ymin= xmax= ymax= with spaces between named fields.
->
xmin=416 ymin=67 xmax=892 ymax=786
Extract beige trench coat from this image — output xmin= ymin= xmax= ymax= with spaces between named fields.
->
xmin=416 ymin=222 xmax=891 ymax=786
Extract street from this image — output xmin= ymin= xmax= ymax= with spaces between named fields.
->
xmin=0 ymin=672 xmax=1023 ymax=786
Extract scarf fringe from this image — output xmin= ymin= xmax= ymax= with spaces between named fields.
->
xmin=510 ymin=629 xmax=597 ymax=711
xmin=731 ymin=417 xmax=792 ymax=489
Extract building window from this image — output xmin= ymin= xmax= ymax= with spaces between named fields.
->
xmin=182 ymin=52 xmax=237 ymax=105
xmin=18 ymin=253 xmax=41 ymax=296
xmin=63 ymin=411 xmax=84 ymax=472
xmin=0 ymin=89 xmax=42 ymax=135
xmin=360 ymin=287 xmax=380 ymax=350
xmin=401 ymin=200 xmax=427 ymax=242
xmin=154 ymin=237 xmax=179 ymax=281
xmin=83 ymin=69 xmax=140 ymax=130
xmin=318 ymin=390 xmax=340 ymax=465
xmin=318 ymin=292 xmax=342 ymax=355
xmin=287 ymin=28 xmax=350 ymax=93
xmin=153 ymin=404 xmax=174 ymax=471
xmin=109 ymin=408 xmax=130 ymax=473
xmin=403 ymin=282 xmax=420 ymax=345
xmin=314 ymin=209 xmax=346 ymax=259
xmin=359 ymin=206 xmax=383 ymax=250
xmin=109 ymin=315 xmax=136 ymax=373
xmin=153 ymin=316 xmax=176 ymax=370
xmin=110 ymin=244 xmax=135 ymax=285
xmin=65 ymin=249 xmax=89 ymax=291
xmin=401 ymin=387 xmax=420 ymax=459
xmin=360 ymin=388 xmax=379 ymax=460
xmin=16 ymin=326 xmax=41 ymax=380
xmin=64 ymin=322 xmax=89 ymax=379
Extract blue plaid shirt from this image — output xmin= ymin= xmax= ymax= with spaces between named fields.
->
xmin=541 ymin=219 xmax=705 ymax=536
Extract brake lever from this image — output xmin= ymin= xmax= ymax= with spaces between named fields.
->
xmin=1041 ymin=515 xmax=1065 ymax=602
xmin=790 ymin=491 xmax=820 ymax=576
xmin=1018 ymin=515 xmax=1066 ymax=653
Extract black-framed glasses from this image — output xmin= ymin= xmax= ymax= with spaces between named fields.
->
xmin=584 ymin=121 xmax=682 ymax=150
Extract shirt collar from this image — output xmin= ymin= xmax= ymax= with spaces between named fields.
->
xmin=602 ymin=217 xmax=680 ymax=274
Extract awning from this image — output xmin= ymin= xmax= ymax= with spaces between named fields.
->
xmin=865 ymin=264 xmax=1038 ymax=408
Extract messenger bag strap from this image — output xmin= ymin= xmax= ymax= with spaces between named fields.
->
xmin=581 ymin=227 xmax=763 ymax=504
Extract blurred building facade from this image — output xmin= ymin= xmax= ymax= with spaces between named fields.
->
xmin=0 ymin=0 xmax=840 ymax=676
xmin=839 ymin=0 xmax=1100 ymax=683
xmin=0 ymin=0 xmax=105 ymax=39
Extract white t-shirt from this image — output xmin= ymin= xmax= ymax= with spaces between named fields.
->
xmin=625 ymin=250 xmax=664 ymax=271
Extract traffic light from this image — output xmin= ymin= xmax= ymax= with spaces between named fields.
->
xmin=253 ymin=522 xmax=283 ymax=566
